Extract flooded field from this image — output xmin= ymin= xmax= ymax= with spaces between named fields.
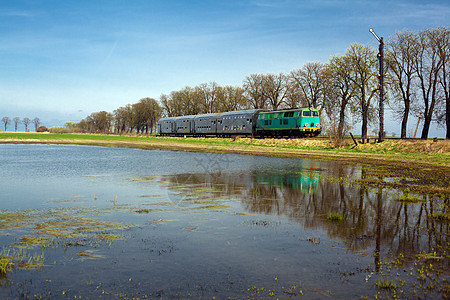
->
xmin=0 ymin=144 xmax=448 ymax=299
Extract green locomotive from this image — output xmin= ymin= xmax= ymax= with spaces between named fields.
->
xmin=255 ymin=108 xmax=321 ymax=137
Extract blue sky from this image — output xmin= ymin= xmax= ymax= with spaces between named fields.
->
xmin=1 ymin=0 xmax=449 ymax=135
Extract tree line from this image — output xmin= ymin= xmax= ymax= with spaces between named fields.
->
xmin=67 ymin=97 xmax=162 ymax=134
xmin=25 ymin=26 xmax=449 ymax=139
xmin=1 ymin=117 xmax=41 ymax=132
xmin=158 ymin=27 xmax=448 ymax=139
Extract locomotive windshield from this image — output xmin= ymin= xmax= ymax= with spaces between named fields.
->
xmin=302 ymin=110 xmax=319 ymax=117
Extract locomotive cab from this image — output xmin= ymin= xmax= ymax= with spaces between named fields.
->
xmin=298 ymin=108 xmax=321 ymax=136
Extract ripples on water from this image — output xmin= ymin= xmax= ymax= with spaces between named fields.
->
xmin=0 ymin=144 xmax=448 ymax=299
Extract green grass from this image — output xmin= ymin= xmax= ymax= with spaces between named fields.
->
xmin=376 ymin=279 xmax=398 ymax=290
xmin=395 ymin=194 xmax=424 ymax=203
xmin=432 ymin=212 xmax=450 ymax=222
xmin=327 ymin=212 xmax=344 ymax=221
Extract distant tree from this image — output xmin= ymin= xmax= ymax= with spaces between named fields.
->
xmin=215 ymin=85 xmax=248 ymax=112
xmin=22 ymin=117 xmax=31 ymax=132
xmin=346 ymin=43 xmax=378 ymax=139
xmin=170 ymin=86 xmax=202 ymax=116
xmin=132 ymin=97 xmax=161 ymax=134
xmin=243 ymin=74 xmax=267 ymax=109
xmin=113 ymin=105 xmax=134 ymax=134
xmin=13 ymin=117 xmax=21 ymax=132
xmin=386 ymin=30 xmax=418 ymax=138
xmin=160 ymin=93 xmax=175 ymax=117
xmin=32 ymin=118 xmax=41 ymax=132
xmin=86 ymin=111 xmax=113 ymax=133
xmin=326 ymin=54 xmax=356 ymax=140
xmin=195 ymin=82 xmax=219 ymax=113
xmin=289 ymin=62 xmax=327 ymax=112
xmin=434 ymin=27 xmax=450 ymax=139
xmin=36 ymin=126 xmax=48 ymax=132
xmin=77 ymin=119 xmax=89 ymax=132
xmin=1 ymin=117 xmax=10 ymax=131
xmin=261 ymin=73 xmax=290 ymax=110
xmin=64 ymin=122 xmax=77 ymax=130
xmin=413 ymin=28 xmax=446 ymax=139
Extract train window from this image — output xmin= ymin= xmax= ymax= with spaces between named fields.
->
xmin=313 ymin=111 xmax=319 ymax=116
xmin=275 ymin=113 xmax=278 ymax=118
xmin=303 ymin=111 xmax=312 ymax=117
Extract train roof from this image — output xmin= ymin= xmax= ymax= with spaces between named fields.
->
xmin=194 ymin=113 xmax=220 ymax=119
xmin=218 ymin=109 xmax=265 ymax=117
xmin=259 ymin=107 xmax=319 ymax=114
xmin=157 ymin=117 xmax=176 ymax=122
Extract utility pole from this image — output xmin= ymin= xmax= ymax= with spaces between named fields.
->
xmin=369 ymin=28 xmax=384 ymax=142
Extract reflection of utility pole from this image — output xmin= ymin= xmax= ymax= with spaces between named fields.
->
xmin=374 ymin=183 xmax=383 ymax=272
xmin=369 ymin=28 xmax=384 ymax=142
xmin=413 ymin=114 xmax=422 ymax=138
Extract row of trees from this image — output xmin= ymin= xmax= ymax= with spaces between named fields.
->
xmin=78 ymin=26 xmax=448 ymax=139
xmin=157 ymin=27 xmax=448 ymax=139
xmin=71 ymin=97 xmax=162 ymax=134
xmin=1 ymin=117 xmax=41 ymax=132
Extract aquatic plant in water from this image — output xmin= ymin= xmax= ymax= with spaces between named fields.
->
xmin=0 ymin=248 xmax=44 ymax=276
xmin=326 ymin=213 xmax=344 ymax=221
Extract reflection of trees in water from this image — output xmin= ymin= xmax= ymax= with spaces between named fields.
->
xmin=161 ymin=165 xmax=448 ymax=264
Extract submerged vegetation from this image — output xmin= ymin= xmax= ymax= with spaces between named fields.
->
xmin=0 ymin=207 xmax=136 ymax=278
xmin=326 ymin=212 xmax=344 ymax=221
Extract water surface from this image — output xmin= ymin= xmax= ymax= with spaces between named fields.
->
xmin=0 ymin=144 xmax=448 ymax=299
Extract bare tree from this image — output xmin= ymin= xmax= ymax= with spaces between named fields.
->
xmin=326 ymin=54 xmax=356 ymax=140
xmin=160 ymin=93 xmax=175 ymax=117
xmin=413 ymin=28 xmax=446 ymax=139
xmin=133 ymin=97 xmax=161 ymax=134
xmin=114 ymin=105 xmax=134 ymax=134
xmin=195 ymin=82 xmax=219 ymax=113
xmin=1 ymin=117 xmax=10 ymax=131
xmin=215 ymin=85 xmax=248 ymax=112
xmin=243 ymin=74 xmax=267 ymax=109
xmin=386 ymin=30 xmax=418 ymax=138
xmin=261 ymin=73 xmax=290 ymax=110
xmin=346 ymin=43 xmax=378 ymax=139
xmin=289 ymin=62 xmax=327 ymax=112
xmin=171 ymin=86 xmax=202 ymax=116
xmin=13 ymin=117 xmax=21 ymax=132
xmin=434 ymin=27 xmax=450 ymax=139
xmin=22 ymin=117 xmax=31 ymax=132
xmin=32 ymin=118 xmax=41 ymax=132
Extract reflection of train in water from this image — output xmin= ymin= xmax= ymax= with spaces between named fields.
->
xmin=257 ymin=172 xmax=319 ymax=195
xmin=157 ymin=107 xmax=321 ymax=137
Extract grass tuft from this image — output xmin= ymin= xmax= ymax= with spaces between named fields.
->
xmin=327 ymin=213 xmax=344 ymax=221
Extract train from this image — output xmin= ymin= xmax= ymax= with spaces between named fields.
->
xmin=157 ymin=107 xmax=321 ymax=138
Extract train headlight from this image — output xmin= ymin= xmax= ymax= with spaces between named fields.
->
xmin=316 ymin=123 xmax=320 ymax=127
xmin=304 ymin=123 xmax=309 ymax=127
